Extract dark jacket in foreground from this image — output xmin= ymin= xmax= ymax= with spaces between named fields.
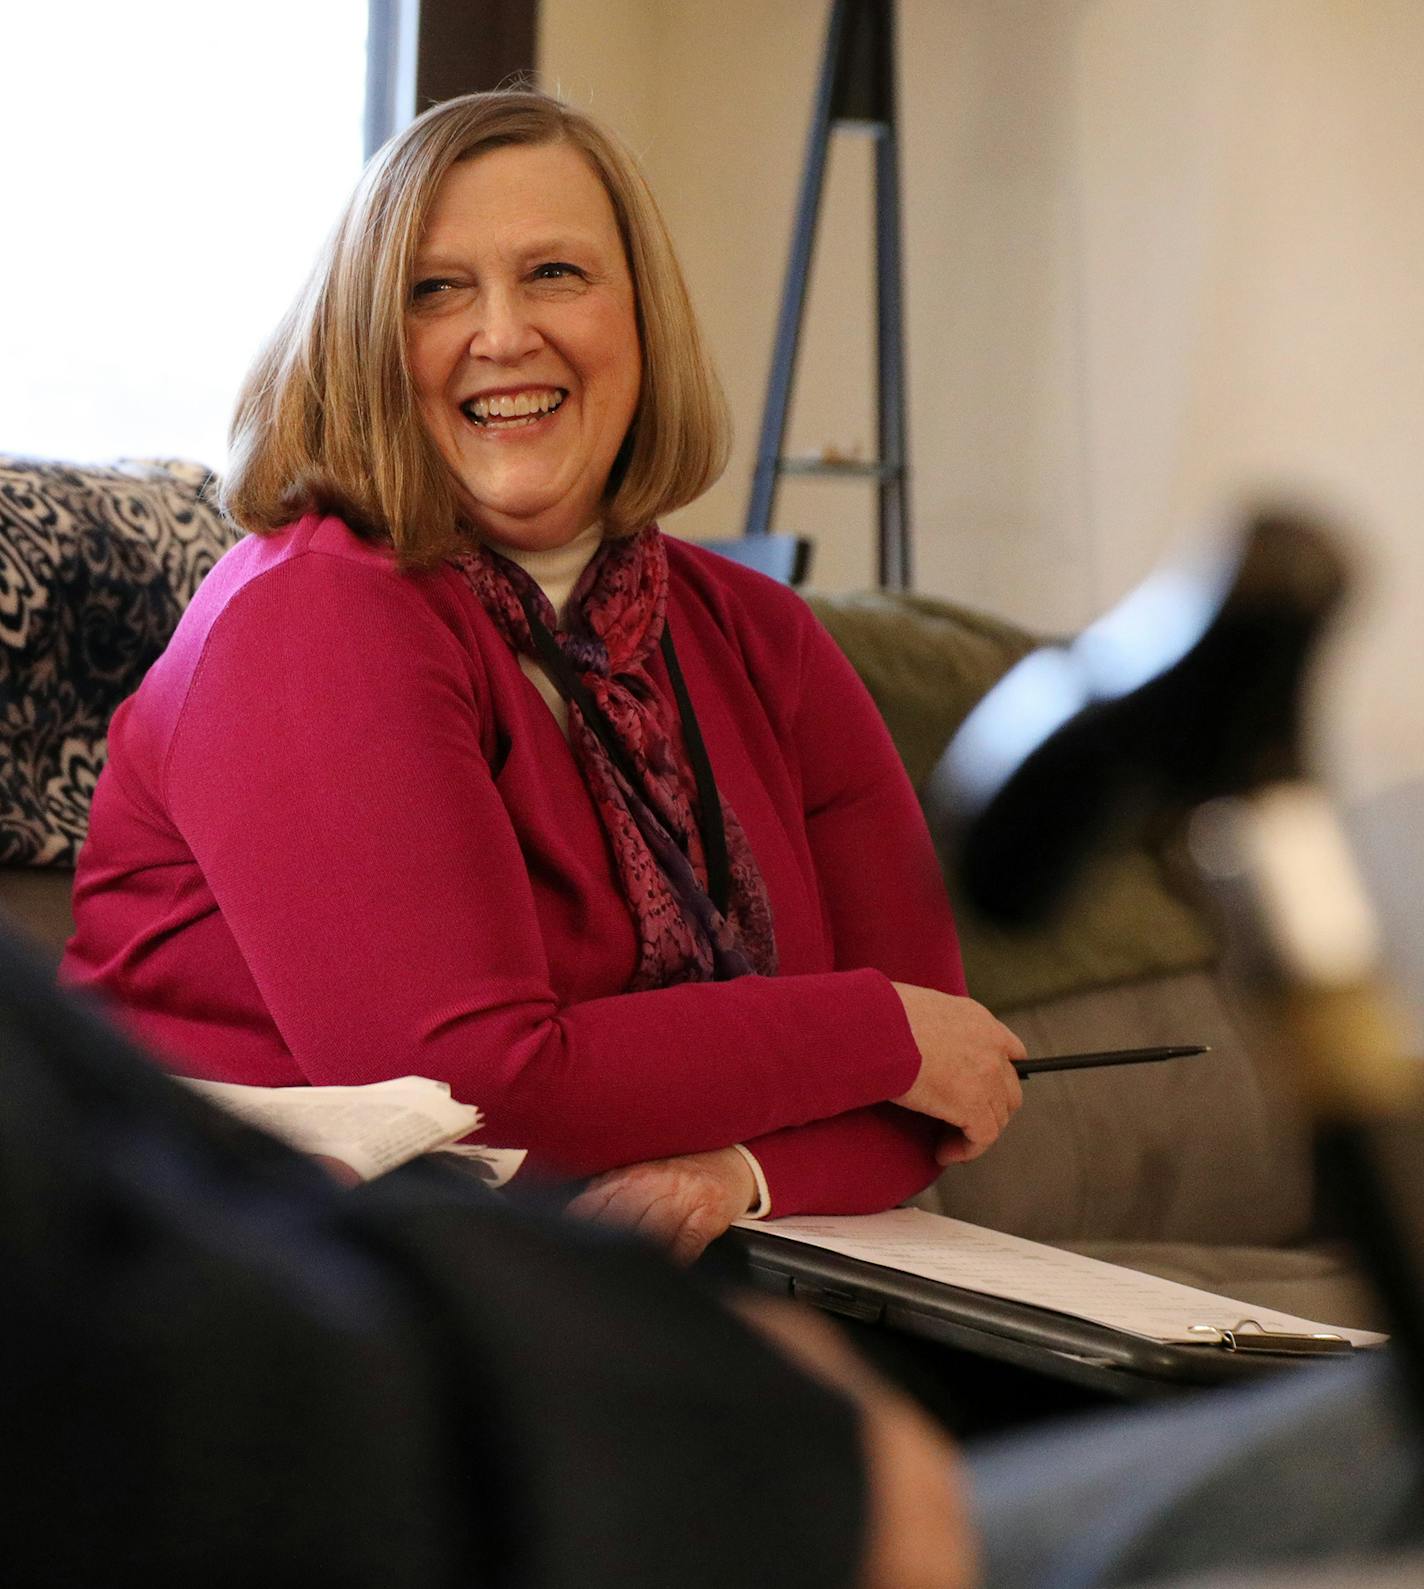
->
xmin=2 ymin=922 xmax=864 ymax=1588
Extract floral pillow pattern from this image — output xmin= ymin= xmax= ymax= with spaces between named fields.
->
xmin=0 ymin=457 xmax=238 ymax=865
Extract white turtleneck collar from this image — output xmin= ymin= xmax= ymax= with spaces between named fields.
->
xmin=487 ymin=521 xmax=605 ymax=628
xmin=484 ymin=522 xmax=606 ymax=731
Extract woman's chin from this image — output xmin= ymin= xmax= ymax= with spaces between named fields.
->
xmin=474 ymin=509 xmax=604 ymax=554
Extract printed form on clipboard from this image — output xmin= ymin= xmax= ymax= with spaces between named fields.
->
xmin=729 ymin=1209 xmax=1385 ymax=1387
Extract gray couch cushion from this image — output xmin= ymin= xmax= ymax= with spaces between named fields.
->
xmin=912 ymin=969 xmax=1317 ymax=1250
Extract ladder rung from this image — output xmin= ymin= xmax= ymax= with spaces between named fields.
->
xmin=775 ymin=456 xmax=901 ymax=480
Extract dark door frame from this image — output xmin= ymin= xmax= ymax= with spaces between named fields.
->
xmin=366 ymin=0 xmax=539 ymax=156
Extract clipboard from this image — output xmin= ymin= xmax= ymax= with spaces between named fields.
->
xmin=721 ymin=1223 xmax=1367 ymax=1402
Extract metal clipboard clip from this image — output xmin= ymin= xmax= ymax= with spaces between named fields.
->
xmin=1187 ymin=1318 xmax=1354 ymax=1356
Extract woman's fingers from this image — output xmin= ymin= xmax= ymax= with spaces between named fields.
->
xmin=625 ymin=1180 xmax=710 ymax=1257
xmin=570 ymin=1165 xmax=683 ymax=1232
xmin=564 ymin=1174 xmax=623 ymax=1223
xmin=619 ymin=1176 xmax=725 ymax=1264
xmin=889 ymin=986 xmax=1027 ymax=1155
xmin=936 ymin=1108 xmax=999 ymax=1166
xmin=565 ymin=1149 xmax=754 ymax=1264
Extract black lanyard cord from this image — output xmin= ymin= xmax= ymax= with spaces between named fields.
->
xmin=519 ymin=595 xmax=732 ymax=917
xmin=658 ymin=623 xmax=731 ymax=918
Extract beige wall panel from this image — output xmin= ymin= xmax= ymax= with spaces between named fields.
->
xmin=546 ymin=0 xmax=876 ymax=582
xmin=899 ymin=0 xmax=1095 ymax=629
xmin=630 ymin=1 xmax=838 ymax=560
xmin=1163 ymin=0 xmax=1424 ymax=802
xmin=542 ymin=0 xmax=1424 ymax=800
xmin=538 ymin=0 xmax=660 ymax=156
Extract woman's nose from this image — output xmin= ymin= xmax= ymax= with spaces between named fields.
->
xmin=469 ymin=287 xmax=541 ymax=363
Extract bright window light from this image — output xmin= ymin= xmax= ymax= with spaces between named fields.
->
xmin=2 ymin=0 xmax=368 ymax=471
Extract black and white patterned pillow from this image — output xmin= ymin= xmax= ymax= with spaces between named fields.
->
xmin=0 ymin=457 xmax=239 ymax=866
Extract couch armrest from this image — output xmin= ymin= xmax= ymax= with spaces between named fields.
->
xmin=0 ymin=455 xmax=235 ymax=867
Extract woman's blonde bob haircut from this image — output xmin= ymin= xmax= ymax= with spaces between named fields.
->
xmin=223 ymin=89 xmax=730 ymax=564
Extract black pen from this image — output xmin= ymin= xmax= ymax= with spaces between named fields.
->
xmin=1014 ymin=1044 xmax=1210 ymax=1076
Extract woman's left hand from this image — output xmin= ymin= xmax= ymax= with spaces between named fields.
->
xmin=566 ymin=1146 xmax=758 ymax=1265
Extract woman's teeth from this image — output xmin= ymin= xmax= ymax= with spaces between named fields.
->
xmin=463 ymin=389 xmax=565 ymax=426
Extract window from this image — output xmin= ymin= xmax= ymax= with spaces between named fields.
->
xmin=2 ymin=0 xmax=368 ymax=469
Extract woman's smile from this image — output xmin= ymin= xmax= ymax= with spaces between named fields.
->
xmin=461 ymin=385 xmax=567 ymax=429
xmin=407 ymin=141 xmax=643 ymax=553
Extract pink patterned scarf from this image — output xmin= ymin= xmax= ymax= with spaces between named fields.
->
xmin=455 ymin=527 xmax=777 ymax=991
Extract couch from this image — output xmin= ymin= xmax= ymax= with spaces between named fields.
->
xmin=805 ymin=591 xmax=1410 ymax=1332
xmin=0 ymin=454 xmax=1398 ymax=1331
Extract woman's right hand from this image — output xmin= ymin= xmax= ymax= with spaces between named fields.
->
xmin=890 ymin=984 xmax=1026 ymax=1165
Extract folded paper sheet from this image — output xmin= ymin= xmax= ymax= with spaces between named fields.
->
xmin=184 ymin=1073 xmax=524 ymax=1185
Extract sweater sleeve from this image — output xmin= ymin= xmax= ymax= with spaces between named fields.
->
xmin=164 ymin=553 xmax=924 ymax=1181
xmin=735 ymin=609 xmax=967 ymax=1216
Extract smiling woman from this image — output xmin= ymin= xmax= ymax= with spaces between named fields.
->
xmin=62 ymin=89 xmax=1025 ymax=1261
xmin=221 ymin=90 xmax=726 ymax=565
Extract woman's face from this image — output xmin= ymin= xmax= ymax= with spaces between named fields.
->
xmin=407 ymin=141 xmax=643 ymax=552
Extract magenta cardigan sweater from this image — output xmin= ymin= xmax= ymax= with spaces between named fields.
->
xmin=63 ymin=514 xmax=968 ymax=1215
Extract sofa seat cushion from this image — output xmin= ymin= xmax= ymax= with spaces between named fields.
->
xmin=912 ymin=970 xmax=1316 ymax=1250
xmin=0 ymin=456 xmax=236 ymax=866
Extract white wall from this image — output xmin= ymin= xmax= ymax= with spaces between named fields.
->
xmin=541 ymin=0 xmax=1424 ymax=803
xmin=1061 ymin=0 xmax=1424 ymax=805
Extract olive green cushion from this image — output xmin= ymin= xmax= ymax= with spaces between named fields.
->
xmin=806 ymin=590 xmax=1218 ymax=1012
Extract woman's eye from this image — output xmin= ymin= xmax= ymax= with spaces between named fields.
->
xmin=411 ymin=277 xmax=457 ymax=302
xmin=532 ymin=262 xmax=584 ymax=282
